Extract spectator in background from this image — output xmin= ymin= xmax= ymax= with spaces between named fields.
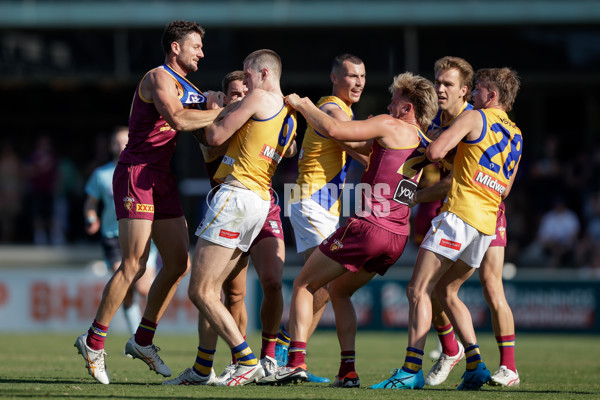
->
xmin=84 ymin=126 xmax=158 ymax=335
xmin=25 ymin=134 xmax=59 ymax=245
xmin=576 ymin=190 xmax=600 ymax=277
xmin=54 ymin=150 xmax=84 ymax=245
xmin=0 ymin=140 xmax=24 ymax=242
xmin=537 ymin=196 xmax=580 ymax=268
xmin=529 ymin=134 xmax=562 ymax=220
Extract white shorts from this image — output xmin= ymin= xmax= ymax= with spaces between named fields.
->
xmin=420 ymin=211 xmax=494 ymax=268
xmin=288 ymin=198 xmax=339 ymax=253
xmin=196 ymin=184 xmax=269 ymax=252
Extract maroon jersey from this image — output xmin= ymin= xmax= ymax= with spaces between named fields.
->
xmin=359 ymin=130 xmax=431 ymax=235
xmin=120 ymin=65 xmax=206 ymax=171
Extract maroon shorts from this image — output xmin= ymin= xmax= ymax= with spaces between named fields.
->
xmin=489 ymin=201 xmax=507 ymax=247
xmin=319 ymin=217 xmax=408 ymax=276
xmin=250 ymin=197 xmax=284 ymax=248
xmin=113 ymin=163 xmax=184 ymax=221
xmin=412 ymin=199 xmax=443 ymax=245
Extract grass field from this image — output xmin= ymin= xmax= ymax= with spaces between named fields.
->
xmin=1 ymin=331 xmax=599 ymax=399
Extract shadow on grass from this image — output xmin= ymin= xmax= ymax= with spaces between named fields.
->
xmin=421 ymin=386 xmax=600 ymax=395
xmin=3 ymin=378 xmax=599 ymax=398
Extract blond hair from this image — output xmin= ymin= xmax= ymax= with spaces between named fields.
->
xmin=389 ymin=72 xmax=438 ymax=130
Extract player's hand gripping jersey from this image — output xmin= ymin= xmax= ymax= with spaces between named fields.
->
xmin=121 ymin=63 xmax=207 ymax=170
xmin=292 ymin=96 xmax=354 ymax=216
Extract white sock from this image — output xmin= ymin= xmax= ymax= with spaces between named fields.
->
xmin=123 ymin=304 xmax=142 ymax=335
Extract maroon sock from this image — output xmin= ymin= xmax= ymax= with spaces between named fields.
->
xmin=435 ymin=323 xmax=459 ymax=356
xmin=496 ymin=334 xmax=516 ymax=372
xmin=338 ymin=350 xmax=356 ymax=377
xmin=134 ymin=317 xmax=157 ymax=347
xmin=87 ymin=320 xmax=109 ymax=351
xmin=287 ymin=341 xmax=306 ymax=368
xmin=260 ymin=332 xmax=278 ymax=359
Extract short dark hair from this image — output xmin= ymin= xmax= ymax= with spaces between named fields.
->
xmin=161 ymin=20 xmax=205 ymax=56
xmin=331 ymin=53 xmax=364 ymax=74
xmin=221 ymin=70 xmax=245 ymax=93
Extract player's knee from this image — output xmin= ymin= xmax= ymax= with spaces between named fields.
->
xmin=260 ymin=276 xmax=282 ymax=297
xmin=165 ymin=258 xmax=189 ymax=278
xmin=225 ymin=290 xmax=246 ymax=306
xmin=405 ymin=282 xmax=425 ymax=304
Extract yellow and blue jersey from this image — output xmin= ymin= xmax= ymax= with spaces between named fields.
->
xmin=292 ymin=96 xmax=354 ymax=216
xmin=441 ymin=108 xmax=523 ymax=235
xmin=213 ymin=101 xmax=297 ymax=201
xmin=427 ymin=101 xmax=473 ymax=132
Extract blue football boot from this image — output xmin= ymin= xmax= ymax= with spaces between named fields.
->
xmin=457 ymin=362 xmax=492 ymax=390
xmin=369 ymin=368 xmax=424 ymax=389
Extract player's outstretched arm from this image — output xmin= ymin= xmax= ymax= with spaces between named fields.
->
xmin=427 ymin=110 xmax=482 ymax=162
xmin=204 ymin=89 xmax=263 ymax=146
xmin=286 ymin=93 xmax=388 ymax=143
xmin=146 ymin=68 xmax=222 ymax=132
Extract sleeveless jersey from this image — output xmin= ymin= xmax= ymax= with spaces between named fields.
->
xmin=292 ymin=96 xmax=354 ymax=216
xmin=441 ymin=108 xmax=523 ymax=235
xmin=120 ymin=64 xmax=206 ymax=171
xmin=213 ymin=100 xmax=297 ymax=201
xmin=359 ymin=128 xmax=431 ymax=235
xmin=427 ymin=101 xmax=473 ymax=174
xmin=427 ymin=101 xmax=473 ymax=132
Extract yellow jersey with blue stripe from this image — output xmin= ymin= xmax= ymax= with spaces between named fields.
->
xmin=213 ymin=101 xmax=297 ymax=201
xmin=441 ymin=108 xmax=523 ymax=235
xmin=293 ymin=96 xmax=354 ymax=216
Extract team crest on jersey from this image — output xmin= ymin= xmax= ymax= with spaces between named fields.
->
xmin=222 ymin=155 xmax=235 ymax=166
xmin=393 ymin=179 xmax=417 ymax=205
xmin=123 ymin=196 xmax=135 ymax=211
xmin=472 ymin=170 xmax=507 ymax=196
xmin=330 ymin=239 xmax=344 ymax=252
xmin=184 ymin=92 xmax=206 ymax=105
xmin=259 ymin=144 xmax=283 ymax=163
xmin=136 ymin=204 xmax=154 ymax=213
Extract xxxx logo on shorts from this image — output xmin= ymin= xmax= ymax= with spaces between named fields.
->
xmin=136 ymin=204 xmax=154 ymax=213
xmin=123 ymin=196 xmax=135 ymax=210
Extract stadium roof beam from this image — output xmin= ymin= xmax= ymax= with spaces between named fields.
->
xmin=1 ymin=0 xmax=600 ymax=28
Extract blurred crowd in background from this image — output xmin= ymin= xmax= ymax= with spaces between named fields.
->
xmin=1 ymin=129 xmax=598 ymax=275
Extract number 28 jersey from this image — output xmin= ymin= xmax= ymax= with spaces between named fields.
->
xmin=441 ymin=108 xmax=523 ymax=235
